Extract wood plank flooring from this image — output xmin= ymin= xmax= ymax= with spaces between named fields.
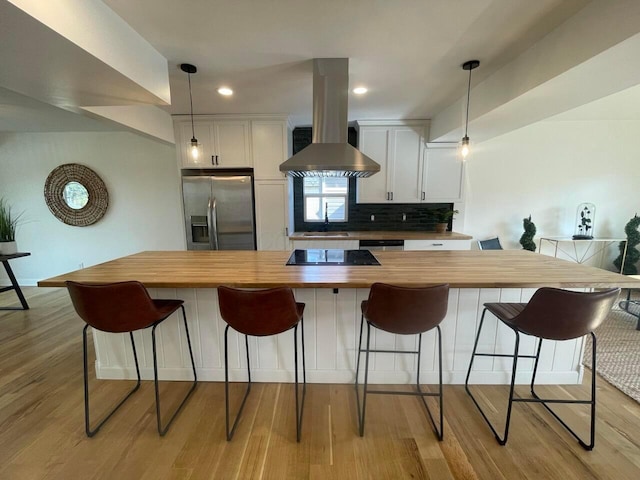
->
xmin=1 ymin=287 xmax=639 ymax=480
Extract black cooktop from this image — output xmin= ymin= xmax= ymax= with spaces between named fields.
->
xmin=286 ymin=249 xmax=380 ymax=266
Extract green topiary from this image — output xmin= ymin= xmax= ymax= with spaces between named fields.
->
xmin=613 ymin=214 xmax=640 ymax=275
xmin=519 ymin=215 xmax=537 ymax=251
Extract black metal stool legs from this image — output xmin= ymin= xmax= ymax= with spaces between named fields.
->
xmin=83 ymin=326 xmax=141 ymax=437
xmin=527 ymin=334 xmax=598 ymax=450
xmin=466 ymin=309 xmax=598 ymax=450
xmin=415 ymin=327 xmax=444 ymax=440
xmin=465 ymin=308 xmax=521 ymax=445
xmin=294 ymin=319 xmax=307 ymax=442
xmin=225 ymin=320 xmax=306 ymax=441
xmin=152 ymin=305 xmax=198 ymax=436
xmin=355 ymin=318 xmax=444 ymax=440
xmin=225 ymin=326 xmax=251 ymax=441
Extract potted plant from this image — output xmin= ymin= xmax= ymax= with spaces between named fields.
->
xmin=432 ymin=208 xmax=459 ymax=233
xmin=613 ymin=214 xmax=640 ymax=275
xmin=0 ymin=198 xmax=23 ymax=255
xmin=519 ymin=215 xmax=537 ymax=251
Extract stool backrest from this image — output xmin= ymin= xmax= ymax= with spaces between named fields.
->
xmin=218 ymin=286 xmax=301 ymax=336
xmin=478 ymin=237 xmax=503 ymax=250
xmin=66 ymin=280 xmax=160 ymax=333
xmin=512 ymin=287 xmax=620 ymax=340
xmin=363 ymin=283 xmax=449 ymax=334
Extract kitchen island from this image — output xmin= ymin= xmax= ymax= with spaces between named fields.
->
xmin=39 ymin=250 xmax=640 ymax=385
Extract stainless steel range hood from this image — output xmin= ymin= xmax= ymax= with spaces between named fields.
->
xmin=279 ymin=58 xmax=380 ymax=178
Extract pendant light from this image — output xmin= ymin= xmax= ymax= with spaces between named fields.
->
xmin=461 ymin=60 xmax=480 ymax=159
xmin=180 ymin=63 xmax=200 ymax=160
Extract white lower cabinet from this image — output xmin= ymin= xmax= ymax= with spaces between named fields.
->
xmin=254 ymin=180 xmax=290 ymax=250
xmin=404 ymin=239 xmax=471 ymax=250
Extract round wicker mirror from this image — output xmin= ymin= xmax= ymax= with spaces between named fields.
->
xmin=44 ymin=164 xmax=109 ymax=226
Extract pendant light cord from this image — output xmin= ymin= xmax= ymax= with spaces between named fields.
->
xmin=188 ymin=72 xmax=195 ymax=139
xmin=464 ymin=67 xmax=472 ymax=137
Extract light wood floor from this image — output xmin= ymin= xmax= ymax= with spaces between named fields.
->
xmin=1 ymin=287 xmax=639 ymax=480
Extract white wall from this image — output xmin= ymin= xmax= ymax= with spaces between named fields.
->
xmin=0 ymin=132 xmax=184 ymax=285
xmin=464 ymin=119 xmax=638 ymax=269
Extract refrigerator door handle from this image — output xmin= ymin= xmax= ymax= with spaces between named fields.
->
xmin=210 ymin=197 xmax=220 ymax=250
xmin=209 ymin=197 xmax=220 ymax=250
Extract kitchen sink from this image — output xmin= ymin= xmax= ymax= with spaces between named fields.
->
xmin=302 ymin=232 xmax=349 ymax=237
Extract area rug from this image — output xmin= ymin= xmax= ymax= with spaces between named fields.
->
xmin=583 ymin=306 xmax=640 ymax=403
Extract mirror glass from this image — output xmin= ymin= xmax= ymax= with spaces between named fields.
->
xmin=63 ymin=181 xmax=89 ymax=209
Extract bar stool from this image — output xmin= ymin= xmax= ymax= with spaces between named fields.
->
xmin=218 ymin=286 xmax=306 ymax=442
xmin=355 ymin=282 xmax=449 ymax=440
xmin=66 ymin=281 xmax=197 ymax=437
xmin=465 ymin=287 xmax=620 ymax=450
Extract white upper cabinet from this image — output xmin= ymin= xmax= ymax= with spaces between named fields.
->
xmin=356 ymin=126 xmax=391 ymax=203
xmin=213 ymin=120 xmax=251 ymax=168
xmin=356 ymin=121 xmax=465 ymax=204
xmin=422 ymin=143 xmax=465 ymax=202
xmin=175 ymin=117 xmax=251 ymax=168
xmin=356 ymin=121 xmax=426 ymax=203
xmin=251 ymin=120 xmax=289 ymax=179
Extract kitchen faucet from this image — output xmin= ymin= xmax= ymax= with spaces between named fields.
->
xmin=323 ymin=202 xmax=329 ymax=231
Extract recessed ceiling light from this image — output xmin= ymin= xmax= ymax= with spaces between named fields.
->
xmin=217 ymin=87 xmax=233 ymax=96
xmin=353 ymin=87 xmax=368 ymax=95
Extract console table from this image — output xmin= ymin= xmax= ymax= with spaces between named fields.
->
xmin=538 ymin=237 xmax=628 ymax=273
xmin=0 ymin=252 xmax=31 ymax=310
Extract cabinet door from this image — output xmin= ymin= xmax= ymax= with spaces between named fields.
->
xmin=404 ymin=239 xmax=471 ymax=250
xmin=180 ymin=121 xmax=215 ymax=167
xmin=388 ymin=126 xmax=423 ymax=203
xmin=356 ymin=127 xmax=390 ymax=203
xmin=252 ymin=120 xmax=287 ymax=179
xmin=212 ymin=120 xmax=251 ymax=168
xmin=422 ymin=144 xmax=464 ymax=201
xmin=254 ymin=180 xmax=289 ymax=250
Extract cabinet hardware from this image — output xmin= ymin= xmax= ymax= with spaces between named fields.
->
xmin=432 ymin=243 xmax=443 ymax=246
xmin=390 ymin=192 xmax=393 ymax=201
xmin=421 ymin=192 xmax=425 ymax=201
xmin=211 ymin=155 xmax=215 ymax=165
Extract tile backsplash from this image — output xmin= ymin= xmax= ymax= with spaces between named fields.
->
xmin=293 ymin=178 xmax=453 ymax=232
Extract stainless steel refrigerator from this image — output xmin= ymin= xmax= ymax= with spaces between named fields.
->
xmin=182 ymin=169 xmax=257 ymax=250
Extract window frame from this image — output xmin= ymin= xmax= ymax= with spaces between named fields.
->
xmin=302 ymin=177 xmax=349 ymax=223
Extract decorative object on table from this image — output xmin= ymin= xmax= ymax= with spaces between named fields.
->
xmin=44 ymin=164 xmax=109 ymax=227
xmin=519 ymin=215 xmax=537 ymax=251
xmin=0 ymin=197 xmax=23 ymax=255
xmin=573 ymin=202 xmax=595 ymax=240
xmin=432 ymin=208 xmax=459 ymax=233
xmin=613 ymin=214 xmax=640 ymax=275
xmin=459 ymin=60 xmax=480 ymax=159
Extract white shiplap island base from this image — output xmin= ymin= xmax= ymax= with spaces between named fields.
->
xmin=38 ymin=251 xmax=640 ymax=385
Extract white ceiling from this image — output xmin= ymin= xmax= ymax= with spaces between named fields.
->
xmin=102 ymin=0 xmax=589 ymax=126
xmin=3 ymin=0 xmax=640 ymax=137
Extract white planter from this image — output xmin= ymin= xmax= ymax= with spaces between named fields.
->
xmin=0 ymin=241 xmax=17 ymax=255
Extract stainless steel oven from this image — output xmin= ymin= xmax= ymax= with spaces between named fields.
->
xmin=359 ymin=239 xmax=404 ymax=251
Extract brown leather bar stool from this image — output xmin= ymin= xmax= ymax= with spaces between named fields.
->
xmin=465 ymin=287 xmax=620 ymax=450
xmin=355 ymin=282 xmax=449 ymax=440
xmin=218 ymin=286 xmax=306 ymax=442
xmin=66 ymin=281 xmax=197 ymax=437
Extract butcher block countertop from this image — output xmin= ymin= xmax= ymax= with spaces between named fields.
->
xmin=289 ymin=231 xmax=473 ymax=240
xmin=38 ymin=250 xmax=640 ymax=290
